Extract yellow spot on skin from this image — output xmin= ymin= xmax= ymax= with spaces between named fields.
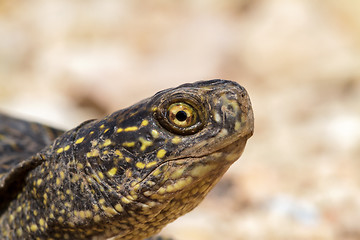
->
xmin=235 ymin=121 xmax=241 ymax=131
xmin=241 ymin=114 xmax=246 ymax=123
xmin=91 ymin=140 xmax=98 ymax=147
xmin=152 ymin=107 xmax=158 ymax=112
xmin=60 ymin=195 xmax=66 ymax=201
xmin=64 ymin=145 xmax=70 ymax=151
xmin=152 ymin=168 xmax=161 ymax=177
xmin=168 ymin=180 xmax=189 ymax=193
xmin=98 ymin=171 xmax=104 ymax=179
xmin=140 ymin=119 xmax=149 ymax=127
xmin=100 ymin=124 xmax=105 ymax=129
xmin=143 ymin=191 xmax=152 ymax=197
xmin=103 ymin=139 xmax=112 ymax=147
xmin=79 ymin=211 xmax=86 ymax=219
xmin=158 ymin=187 xmax=166 ymax=194
xmin=103 ymin=206 xmax=117 ymax=216
xmin=75 ymin=137 xmax=85 ymax=144
xmin=56 ymin=178 xmax=61 ymax=186
xmin=133 ymin=183 xmax=140 ymax=191
xmin=123 ymin=142 xmax=135 ymax=147
xmin=173 ymin=177 xmax=192 ymax=191
xmin=170 ymin=168 xmax=185 ymax=179
xmin=77 ymin=163 xmax=84 ymax=169
xmin=127 ymin=194 xmax=136 ymax=201
xmin=30 ymin=224 xmax=38 ymax=232
xmin=36 ymin=179 xmax=43 ymax=186
xmin=171 ymin=136 xmax=182 ymax=144
xmin=9 ymin=214 xmax=14 ymax=222
xmin=125 ymin=157 xmax=132 ymax=163
xmin=87 ymin=149 xmax=99 ymax=158
xmin=107 ymin=167 xmax=117 ymax=177
xmin=85 ymin=210 xmax=93 ymax=218
xmin=166 ymin=185 xmax=175 ymax=192
xmin=230 ymin=101 xmax=240 ymax=113
xmin=94 ymin=215 xmax=101 ymax=222
xmin=115 ymin=150 xmax=123 ymax=158
xmin=139 ymin=137 xmax=153 ymax=151
xmin=16 ymin=228 xmax=22 ymax=236
xmin=151 ymin=129 xmax=159 ymax=139
xmin=99 ymin=198 xmax=105 ymax=204
xmin=190 ymin=164 xmax=216 ymax=177
xmin=104 ymin=128 xmax=109 ymax=133
xmin=157 ymin=149 xmax=166 ymax=159
xmin=125 ymin=169 xmax=132 ymax=177
xmin=115 ymin=204 xmax=123 ymax=212
xmin=93 ymin=204 xmax=99 ymax=212
xmin=136 ymin=162 xmax=145 ymax=169
xmin=60 ymin=171 xmax=65 ymax=180
xmin=92 ymin=174 xmax=101 ymax=184
xmin=58 ymin=216 xmax=64 ymax=223
xmin=39 ymin=218 xmax=45 ymax=227
xmin=121 ymin=197 xmax=131 ymax=204
xmin=66 ymin=189 xmax=71 ymax=195
xmin=90 ymin=131 xmax=94 ymax=135
xmin=56 ymin=148 xmax=63 ymax=154
xmin=116 ymin=128 xmax=123 ymax=133
xmin=146 ymin=161 xmax=157 ymax=168
xmin=125 ymin=126 xmax=138 ymax=132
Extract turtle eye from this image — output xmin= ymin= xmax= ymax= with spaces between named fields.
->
xmin=167 ymin=103 xmax=197 ymax=128
xmin=155 ymin=96 xmax=206 ymax=135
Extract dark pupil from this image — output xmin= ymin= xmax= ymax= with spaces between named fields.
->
xmin=175 ymin=111 xmax=188 ymax=122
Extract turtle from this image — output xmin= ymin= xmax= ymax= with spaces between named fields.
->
xmin=0 ymin=79 xmax=254 ymax=240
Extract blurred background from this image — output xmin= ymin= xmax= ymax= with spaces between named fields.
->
xmin=0 ymin=0 xmax=359 ymax=239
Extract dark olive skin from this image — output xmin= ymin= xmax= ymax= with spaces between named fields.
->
xmin=0 ymin=80 xmax=254 ymax=240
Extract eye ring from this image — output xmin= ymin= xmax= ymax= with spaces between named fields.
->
xmin=154 ymin=96 xmax=206 ymax=135
xmin=167 ymin=102 xmax=197 ymax=128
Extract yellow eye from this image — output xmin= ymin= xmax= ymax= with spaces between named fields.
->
xmin=154 ymin=95 xmax=206 ymax=135
xmin=167 ymin=103 xmax=197 ymax=128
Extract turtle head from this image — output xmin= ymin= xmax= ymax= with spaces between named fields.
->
xmin=127 ymin=80 xmax=254 ymax=211
xmin=80 ymin=80 xmax=253 ymax=216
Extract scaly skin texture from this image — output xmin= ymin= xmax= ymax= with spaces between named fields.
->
xmin=0 ymin=79 xmax=254 ymax=240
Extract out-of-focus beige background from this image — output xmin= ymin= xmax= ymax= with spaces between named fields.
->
xmin=1 ymin=1 xmax=359 ymax=239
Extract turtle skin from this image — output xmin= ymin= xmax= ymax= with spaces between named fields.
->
xmin=0 ymin=79 xmax=254 ymax=240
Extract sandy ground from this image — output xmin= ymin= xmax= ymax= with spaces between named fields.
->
xmin=0 ymin=1 xmax=360 ymax=239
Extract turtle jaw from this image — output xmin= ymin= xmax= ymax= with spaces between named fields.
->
xmin=133 ymin=132 xmax=249 ymax=208
xmin=122 ymin=137 xmax=249 ymax=234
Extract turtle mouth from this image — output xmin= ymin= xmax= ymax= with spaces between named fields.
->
xmin=139 ymin=135 xmax=250 ymax=185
